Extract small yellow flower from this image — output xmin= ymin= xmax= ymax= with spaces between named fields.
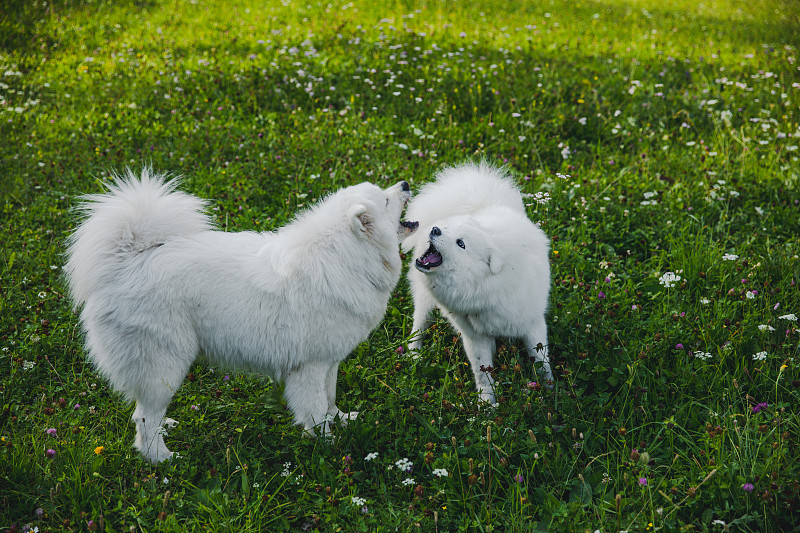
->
xmin=94 ymin=446 xmax=104 ymax=455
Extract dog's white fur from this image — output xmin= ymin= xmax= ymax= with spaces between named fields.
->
xmin=403 ymin=162 xmax=552 ymax=403
xmin=65 ymin=169 xmax=415 ymax=463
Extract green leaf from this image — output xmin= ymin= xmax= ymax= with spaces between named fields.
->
xmin=568 ymin=478 xmax=593 ymax=505
xmin=241 ymin=473 xmax=250 ymax=497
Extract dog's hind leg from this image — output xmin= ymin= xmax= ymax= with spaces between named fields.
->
xmin=88 ymin=324 xmax=190 ymax=463
xmin=129 ymin=347 xmax=193 ymax=463
xmin=131 ymin=364 xmax=189 ymax=463
xmin=133 ymin=401 xmax=174 ymax=464
xmin=325 ymin=361 xmax=357 ymax=425
xmin=285 ymin=361 xmax=333 ymax=436
xmin=524 ymin=317 xmax=553 ymax=388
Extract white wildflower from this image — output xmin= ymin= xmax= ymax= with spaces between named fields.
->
xmin=659 ymin=272 xmax=682 ymax=288
xmin=395 ymin=458 xmax=413 ymax=472
xmin=527 ymin=191 xmax=550 ymax=205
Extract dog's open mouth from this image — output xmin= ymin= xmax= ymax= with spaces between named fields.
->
xmin=399 ymin=219 xmax=419 ymax=236
xmin=415 ymin=242 xmax=443 ymax=271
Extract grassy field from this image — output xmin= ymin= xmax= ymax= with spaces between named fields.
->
xmin=2 ymin=0 xmax=800 ymax=530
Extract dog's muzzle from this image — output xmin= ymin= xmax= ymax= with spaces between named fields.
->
xmin=415 ymin=241 xmax=443 ymax=272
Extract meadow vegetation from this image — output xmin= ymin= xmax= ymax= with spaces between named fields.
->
xmin=1 ymin=0 xmax=799 ymax=530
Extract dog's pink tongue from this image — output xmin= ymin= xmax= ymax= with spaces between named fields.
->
xmin=420 ymin=250 xmax=442 ymax=265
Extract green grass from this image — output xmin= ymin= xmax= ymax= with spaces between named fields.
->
xmin=2 ymin=0 xmax=799 ymax=530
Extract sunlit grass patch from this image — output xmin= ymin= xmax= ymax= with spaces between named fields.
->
xmin=2 ymin=0 xmax=799 ymax=531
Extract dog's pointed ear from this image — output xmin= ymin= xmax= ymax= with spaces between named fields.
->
xmin=349 ymin=204 xmax=373 ymax=235
xmin=488 ymin=248 xmax=503 ymax=274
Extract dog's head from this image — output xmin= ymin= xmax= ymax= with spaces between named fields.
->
xmin=415 ymin=215 xmax=503 ymax=277
xmin=345 ymin=181 xmax=418 ymax=244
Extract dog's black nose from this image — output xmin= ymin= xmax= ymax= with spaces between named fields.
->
xmin=430 ymin=226 xmax=441 ymax=237
xmin=400 ymin=181 xmax=410 ymax=192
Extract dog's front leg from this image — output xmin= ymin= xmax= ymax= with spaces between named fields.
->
xmin=408 ymin=272 xmax=437 ymax=352
xmin=284 ymin=361 xmax=331 ymax=436
xmin=325 ymin=361 xmax=358 ymax=425
xmin=452 ymin=318 xmax=497 ymax=405
xmin=524 ymin=318 xmax=553 ymax=388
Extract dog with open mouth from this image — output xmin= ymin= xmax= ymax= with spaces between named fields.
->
xmin=402 ymin=162 xmax=552 ymax=404
xmin=65 ymin=169 xmax=418 ymax=463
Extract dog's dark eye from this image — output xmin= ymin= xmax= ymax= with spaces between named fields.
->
xmin=456 ymin=239 xmax=465 ymax=249
xmin=385 ymin=198 xmax=390 ymax=208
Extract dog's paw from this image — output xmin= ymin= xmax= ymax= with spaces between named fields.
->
xmin=141 ymin=446 xmax=179 ymax=464
xmin=477 ymin=390 xmax=497 ymax=407
xmin=327 ymin=410 xmax=358 ymax=427
xmin=408 ymin=339 xmax=423 ymax=355
xmin=303 ymin=423 xmax=337 ymax=440
xmin=339 ymin=411 xmax=359 ymax=423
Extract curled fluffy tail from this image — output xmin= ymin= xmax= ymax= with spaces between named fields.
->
xmin=64 ymin=168 xmax=213 ymax=307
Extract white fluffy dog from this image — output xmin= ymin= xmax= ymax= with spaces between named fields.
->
xmin=65 ymin=169 xmax=417 ymax=463
xmin=402 ymin=162 xmax=552 ymax=404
